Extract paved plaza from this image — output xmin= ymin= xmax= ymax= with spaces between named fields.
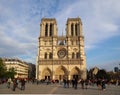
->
xmin=0 ymin=82 xmax=120 ymax=95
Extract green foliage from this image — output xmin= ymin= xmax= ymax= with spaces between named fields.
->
xmin=108 ymin=71 xmax=120 ymax=80
xmin=95 ymin=69 xmax=110 ymax=79
xmin=87 ymin=68 xmax=110 ymax=80
xmin=6 ymin=68 xmax=17 ymax=79
xmin=0 ymin=58 xmax=17 ymax=79
xmin=0 ymin=58 xmax=7 ymax=78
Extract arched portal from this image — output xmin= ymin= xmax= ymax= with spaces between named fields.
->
xmin=55 ymin=66 xmax=68 ymax=80
xmin=70 ymin=66 xmax=81 ymax=79
xmin=42 ymin=67 xmax=52 ymax=80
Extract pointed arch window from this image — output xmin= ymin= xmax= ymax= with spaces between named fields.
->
xmin=72 ymin=52 xmax=75 ymax=59
xmin=44 ymin=53 xmax=47 ymax=59
xmin=75 ymin=23 xmax=78 ymax=36
xmin=49 ymin=52 xmax=53 ymax=59
xmin=71 ymin=23 xmax=73 ymax=36
xmin=45 ymin=23 xmax=48 ymax=36
xmin=76 ymin=52 xmax=80 ymax=58
xmin=50 ymin=23 xmax=53 ymax=36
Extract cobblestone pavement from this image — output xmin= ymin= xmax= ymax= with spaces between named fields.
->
xmin=0 ymin=82 xmax=120 ymax=95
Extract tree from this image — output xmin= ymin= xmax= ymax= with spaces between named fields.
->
xmin=88 ymin=68 xmax=110 ymax=80
xmin=87 ymin=68 xmax=95 ymax=79
xmin=0 ymin=58 xmax=7 ymax=78
xmin=6 ymin=67 xmax=17 ymax=79
xmin=108 ymin=71 xmax=120 ymax=80
xmin=96 ymin=69 xmax=110 ymax=79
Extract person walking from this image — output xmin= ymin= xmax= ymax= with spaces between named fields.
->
xmin=81 ymin=79 xmax=84 ymax=89
xmin=21 ymin=79 xmax=26 ymax=90
xmin=16 ymin=79 xmax=19 ymax=88
xmin=97 ymin=79 xmax=102 ymax=90
xmin=102 ymin=79 xmax=106 ymax=90
xmin=7 ymin=78 xmax=11 ymax=88
xmin=85 ymin=79 xmax=88 ymax=89
xmin=12 ymin=79 xmax=17 ymax=91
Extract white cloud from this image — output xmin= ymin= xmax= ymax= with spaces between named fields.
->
xmin=53 ymin=0 xmax=120 ymax=50
xmin=96 ymin=60 xmax=120 ymax=71
xmin=0 ymin=0 xmax=120 ymax=68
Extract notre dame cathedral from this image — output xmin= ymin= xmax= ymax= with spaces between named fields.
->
xmin=36 ymin=17 xmax=87 ymax=81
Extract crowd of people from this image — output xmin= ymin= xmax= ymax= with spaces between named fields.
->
xmin=6 ymin=78 xmax=26 ymax=91
xmin=0 ymin=77 xmax=119 ymax=92
xmin=32 ymin=77 xmax=120 ymax=91
xmin=62 ymin=78 xmax=120 ymax=90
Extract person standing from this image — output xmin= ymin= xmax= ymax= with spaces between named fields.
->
xmin=74 ymin=77 xmax=78 ymax=89
xmin=66 ymin=79 xmax=69 ymax=88
xmin=63 ymin=78 xmax=67 ymax=88
xmin=72 ymin=78 xmax=75 ymax=88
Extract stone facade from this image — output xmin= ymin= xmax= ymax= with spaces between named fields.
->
xmin=36 ymin=17 xmax=86 ymax=80
xmin=3 ymin=58 xmax=28 ymax=78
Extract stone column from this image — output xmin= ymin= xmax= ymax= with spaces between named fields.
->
xmin=48 ymin=23 xmax=50 ymax=36
xmin=52 ymin=71 xmax=55 ymax=80
xmin=36 ymin=56 xmax=39 ymax=79
xmin=77 ymin=23 xmax=79 ymax=36
xmin=76 ymin=23 xmax=78 ymax=36
xmin=40 ymin=23 xmax=45 ymax=37
xmin=73 ymin=23 xmax=75 ymax=36
xmin=79 ymin=23 xmax=82 ymax=36
xmin=53 ymin=24 xmax=56 ymax=36
xmin=43 ymin=24 xmax=45 ymax=36
xmin=39 ymin=70 xmax=42 ymax=80
xmin=68 ymin=71 xmax=70 ymax=80
xmin=68 ymin=23 xmax=71 ymax=36
xmin=40 ymin=24 xmax=42 ymax=36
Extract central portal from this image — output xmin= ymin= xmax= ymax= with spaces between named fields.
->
xmin=55 ymin=66 xmax=68 ymax=80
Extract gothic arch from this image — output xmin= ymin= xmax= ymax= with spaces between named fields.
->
xmin=70 ymin=66 xmax=81 ymax=79
xmin=55 ymin=66 xmax=68 ymax=80
xmin=42 ymin=67 xmax=52 ymax=79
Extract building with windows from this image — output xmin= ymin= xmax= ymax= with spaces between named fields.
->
xmin=3 ymin=58 xmax=28 ymax=78
xmin=28 ymin=63 xmax=36 ymax=79
xmin=36 ymin=17 xmax=87 ymax=80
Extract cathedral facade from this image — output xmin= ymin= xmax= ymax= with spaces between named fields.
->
xmin=36 ymin=17 xmax=87 ymax=80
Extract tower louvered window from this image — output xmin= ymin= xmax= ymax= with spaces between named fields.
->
xmin=75 ymin=23 xmax=78 ymax=36
xmin=50 ymin=23 xmax=53 ymax=36
xmin=71 ymin=23 xmax=73 ymax=36
xmin=45 ymin=23 xmax=48 ymax=36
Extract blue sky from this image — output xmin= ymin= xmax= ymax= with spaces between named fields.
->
xmin=0 ymin=0 xmax=120 ymax=71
